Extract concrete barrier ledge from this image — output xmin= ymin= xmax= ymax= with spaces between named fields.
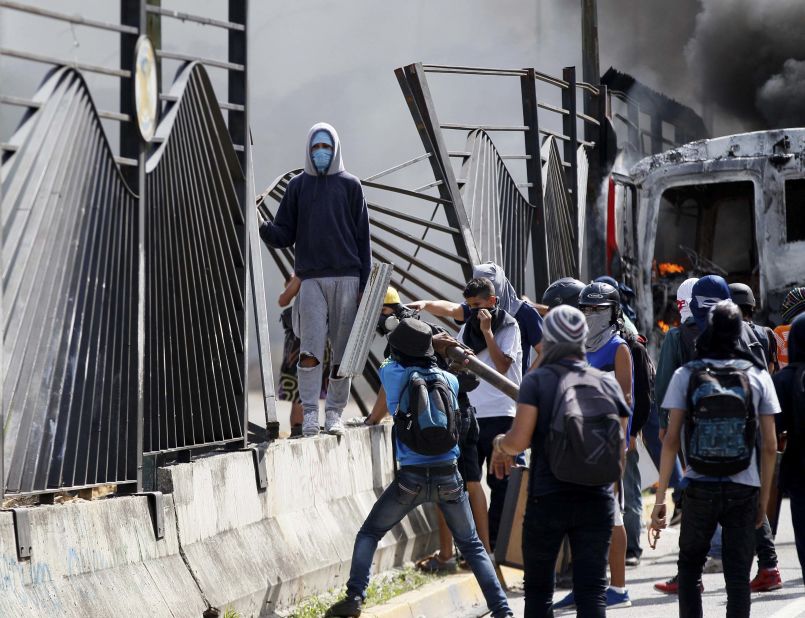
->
xmin=0 ymin=425 xmax=439 ymax=617
xmin=362 ymin=573 xmax=487 ymax=618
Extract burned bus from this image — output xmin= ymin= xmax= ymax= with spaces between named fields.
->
xmin=608 ymin=129 xmax=805 ymax=350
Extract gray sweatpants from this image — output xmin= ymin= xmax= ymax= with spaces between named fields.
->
xmin=294 ymin=276 xmax=359 ymax=417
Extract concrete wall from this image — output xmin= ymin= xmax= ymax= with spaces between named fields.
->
xmin=0 ymin=425 xmax=439 ymax=617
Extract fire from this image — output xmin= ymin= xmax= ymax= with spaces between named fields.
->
xmin=657 ymin=320 xmax=671 ymax=333
xmin=658 ymin=262 xmax=685 ymax=277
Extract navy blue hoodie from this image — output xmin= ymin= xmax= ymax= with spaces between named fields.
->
xmin=259 ymin=122 xmax=371 ymax=290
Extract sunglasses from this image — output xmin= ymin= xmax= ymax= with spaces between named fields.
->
xmin=581 ymin=305 xmax=611 ymax=315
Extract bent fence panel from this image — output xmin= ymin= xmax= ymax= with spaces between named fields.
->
xmin=143 ymin=62 xmax=248 ymax=455
xmin=1 ymin=67 xmax=139 ymax=494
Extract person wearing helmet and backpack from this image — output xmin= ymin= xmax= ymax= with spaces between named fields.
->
xmin=490 ymin=305 xmax=631 ymax=617
xmin=553 ymin=281 xmax=634 ymax=610
xmin=649 ymin=301 xmax=780 ymax=618
xmin=325 ymin=318 xmax=512 ymax=618
xmin=772 ymin=312 xmax=805 ymax=582
xmin=730 ymin=282 xmax=778 ymax=373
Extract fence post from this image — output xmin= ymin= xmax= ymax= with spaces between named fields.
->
xmin=561 ymin=66 xmax=579 ymax=262
xmin=120 ymin=0 xmax=148 ymax=491
xmin=520 ymin=69 xmax=550 ymax=297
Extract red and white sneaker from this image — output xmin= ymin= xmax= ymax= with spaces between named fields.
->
xmin=654 ymin=574 xmax=704 ymax=594
xmin=750 ymin=567 xmax=783 ymax=592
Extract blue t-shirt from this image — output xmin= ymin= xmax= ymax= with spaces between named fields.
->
xmin=518 ymin=359 xmax=631 ymax=497
xmin=380 ymin=359 xmax=460 ymax=467
xmin=459 ymin=302 xmax=543 ymax=372
xmin=587 ymin=333 xmax=634 ymax=439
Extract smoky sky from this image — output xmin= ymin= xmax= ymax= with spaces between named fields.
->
xmin=686 ymin=0 xmax=805 ymax=129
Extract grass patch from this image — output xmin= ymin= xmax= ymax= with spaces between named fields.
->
xmin=289 ymin=567 xmax=439 ymax=618
xmin=223 ymin=609 xmax=242 ymax=618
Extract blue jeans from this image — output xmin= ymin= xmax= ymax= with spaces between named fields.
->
xmin=522 ymin=491 xmax=614 ymax=617
xmin=345 ymin=466 xmax=510 ymax=618
xmin=678 ymin=482 xmax=757 ymax=618
xmin=623 ymin=448 xmax=643 ymax=558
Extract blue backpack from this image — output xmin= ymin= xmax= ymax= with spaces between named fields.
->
xmin=684 ymin=360 xmax=756 ymax=476
xmin=394 ymin=367 xmax=459 ymax=456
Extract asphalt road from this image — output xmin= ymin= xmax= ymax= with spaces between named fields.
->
xmin=503 ymin=498 xmax=804 ymax=617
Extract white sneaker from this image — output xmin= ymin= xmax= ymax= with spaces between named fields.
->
xmin=302 ymin=411 xmax=320 ymax=437
xmin=703 ymin=557 xmax=723 ymax=574
xmin=325 ymin=410 xmax=345 ymax=436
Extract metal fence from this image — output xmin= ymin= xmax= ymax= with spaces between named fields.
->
xmin=1 ymin=0 xmax=255 ymax=499
xmin=1 ymin=67 xmax=140 ymax=495
xmin=395 ymin=63 xmax=609 ymax=297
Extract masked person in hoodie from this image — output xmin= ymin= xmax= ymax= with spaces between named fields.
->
xmin=772 ymin=312 xmax=805 ymax=582
xmin=689 ymin=275 xmax=765 ymax=370
xmin=259 ymin=123 xmax=371 ymax=437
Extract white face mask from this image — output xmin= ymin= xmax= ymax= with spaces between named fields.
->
xmin=585 ymin=310 xmax=614 ymax=352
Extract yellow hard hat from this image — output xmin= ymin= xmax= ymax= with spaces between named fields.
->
xmin=384 ymin=287 xmax=401 ymax=305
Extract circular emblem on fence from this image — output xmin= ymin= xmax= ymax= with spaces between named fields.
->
xmin=134 ymin=35 xmax=158 ymax=142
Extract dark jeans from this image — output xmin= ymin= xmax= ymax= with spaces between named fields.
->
xmin=477 ymin=416 xmax=526 ymax=549
xmin=709 ymin=514 xmax=777 ymax=567
xmin=345 ymin=466 xmax=510 ymax=618
xmin=623 ymin=448 xmax=643 ymax=558
xmin=522 ymin=491 xmax=614 ymax=618
xmin=678 ymin=482 xmax=758 ymax=618
xmin=790 ymin=486 xmax=805 ymax=582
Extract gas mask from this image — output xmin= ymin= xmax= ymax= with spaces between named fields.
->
xmin=376 ymin=306 xmax=418 ymax=336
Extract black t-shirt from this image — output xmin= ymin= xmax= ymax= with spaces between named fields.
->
xmin=518 ymin=359 xmax=630 ymax=497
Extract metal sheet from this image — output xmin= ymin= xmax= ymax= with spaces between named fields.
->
xmin=338 ymin=263 xmax=393 ymax=377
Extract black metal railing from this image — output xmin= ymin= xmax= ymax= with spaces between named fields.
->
xmin=1 ymin=68 xmax=139 ymax=495
xmin=143 ymin=62 xmax=248 ymax=454
xmin=1 ymin=0 xmax=253 ymax=498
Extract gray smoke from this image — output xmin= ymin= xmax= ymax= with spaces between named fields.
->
xmin=686 ymin=0 xmax=805 ymax=129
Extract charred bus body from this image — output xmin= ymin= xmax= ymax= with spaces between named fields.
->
xmin=608 ymin=129 xmax=805 ymax=350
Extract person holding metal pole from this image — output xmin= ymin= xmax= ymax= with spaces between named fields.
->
xmin=259 ymin=123 xmax=371 ymax=438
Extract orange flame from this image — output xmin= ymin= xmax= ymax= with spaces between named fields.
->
xmin=658 ymin=262 xmax=685 ymax=277
xmin=657 ymin=320 xmax=671 ymax=333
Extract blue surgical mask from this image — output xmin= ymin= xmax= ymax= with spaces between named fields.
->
xmin=311 ymin=149 xmax=333 ymax=174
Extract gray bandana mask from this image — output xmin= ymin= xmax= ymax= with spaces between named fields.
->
xmin=585 ymin=311 xmax=615 ymax=352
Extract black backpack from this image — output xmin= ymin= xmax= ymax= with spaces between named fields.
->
xmin=544 ymin=365 xmax=625 ymax=486
xmin=626 ymin=334 xmax=655 ymax=435
xmin=394 ymin=366 xmax=460 ymax=455
xmin=684 ymin=360 xmax=756 ymax=476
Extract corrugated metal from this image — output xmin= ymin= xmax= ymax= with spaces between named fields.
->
xmin=143 ymin=62 xmax=247 ymax=454
xmin=460 ymin=130 xmax=535 ymax=294
xmin=1 ymin=67 xmax=139 ymax=493
xmin=339 ymin=263 xmax=393 ymax=377
xmin=541 ymin=137 xmax=578 ymax=280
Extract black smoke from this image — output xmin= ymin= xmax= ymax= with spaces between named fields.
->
xmin=686 ymin=0 xmax=805 ymax=129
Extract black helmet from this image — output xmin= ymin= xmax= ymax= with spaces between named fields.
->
xmin=728 ymin=283 xmax=755 ymax=308
xmin=579 ymin=282 xmax=620 ymax=307
xmin=542 ymin=277 xmax=585 ymax=309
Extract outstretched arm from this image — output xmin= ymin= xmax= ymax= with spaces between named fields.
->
xmin=407 ymin=299 xmax=464 ymax=321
